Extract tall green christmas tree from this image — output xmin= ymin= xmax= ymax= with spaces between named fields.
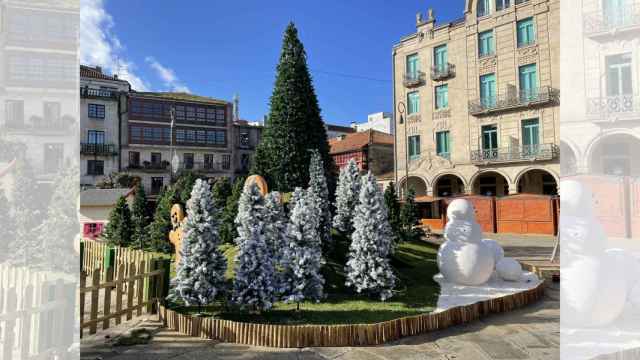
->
xmin=131 ymin=185 xmax=150 ymax=250
xmin=102 ymin=196 xmax=133 ymax=247
xmin=220 ymin=176 xmax=246 ymax=244
xmin=383 ymin=182 xmax=401 ymax=244
xmin=251 ymin=22 xmax=334 ymax=193
xmin=212 ymin=177 xmax=232 ymax=210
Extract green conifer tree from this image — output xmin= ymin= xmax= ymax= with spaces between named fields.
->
xmin=220 ymin=176 xmax=246 ymax=244
xmin=102 ymin=196 xmax=133 ymax=247
xmin=383 ymin=182 xmax=402 ymax=244
xmin=146 ymin=186 xmax=177 ymax=253
xmin=131 ymin=185 xmax=150 ymax=250
xmin=212 ymin=177 xmax=232 ymax=210
xmin=251 ymin=22 xmax=335 ymax=193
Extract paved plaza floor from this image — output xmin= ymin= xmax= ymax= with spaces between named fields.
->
xmin=81 ymin=235 xmax=560 ymax=360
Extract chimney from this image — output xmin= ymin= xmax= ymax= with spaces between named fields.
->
xmin=233 ymin=93 xmax=240 ymax=122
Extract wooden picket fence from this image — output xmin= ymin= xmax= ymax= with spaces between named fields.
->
xmin=81 ymin=239 xmax=160 ymax=281
xmin=158 ymin=281 xmax=545 ymax=348
xmin=79 ymin=257 xmax=170 ymax=338
xmin=0 ymin=264 xmax=76 ymax=359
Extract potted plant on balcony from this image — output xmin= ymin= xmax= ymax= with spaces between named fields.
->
xmin=143 ymin=160 xmax=151 ymax=169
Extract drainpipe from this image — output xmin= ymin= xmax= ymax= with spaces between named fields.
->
xmin=392 ymin=48 xmax=398 ymax=190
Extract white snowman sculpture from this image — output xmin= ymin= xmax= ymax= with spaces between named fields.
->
xmin=438 ymin=199 xmax=494 ymax=285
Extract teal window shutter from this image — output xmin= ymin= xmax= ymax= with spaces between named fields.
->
xmin=517 ymin=18 xmax=535 ymax=47
xmin=436 ymin=131 xmax=450 ymax=158
xmin=408 ymin=135 xmax=421 ymax=159
xmin=521 ymin=118 xmax=539 ymax=147
xmin=478 ymin=30 xmax=494 ymax=57
xmin=434 ymin=45 xmax=448 ymax=70
xmin=480 ymin=73 xmax=496 ymax=107
xmin=518 ymin=64 xmax=537 ymax=100
xmin=406 ymin=54 xmax=419 ymax=77
xmin=408 ymin=91 xmax=420 ymax=114
xmin=435 ymin=85 xmax=449 ymax=109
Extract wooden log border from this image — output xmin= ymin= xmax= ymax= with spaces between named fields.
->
xmin=158 ymin=281 xmax=545 ymax=348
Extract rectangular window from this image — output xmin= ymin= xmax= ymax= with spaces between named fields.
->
xmin=186 ymin=130 xmax=196 ymax=142
xmin=197 ymin=130 xmax=206 ymax=144
xmin=478 ymin=30 xmax=495 ymax=57
xmin=129 ymin=151 xmax=140 ymax=167
xmin=216 ymin=130 xmax=226 ymax=145
xmin=519 ymin=64 xmax=538 ymax=100
xmin=521 ymin=118 xmax=539 ymax=155
xmin=87 ymin=130 xmax=105 ymax=144
xmin=44 ymin=102 xmax=60 ymax=123
xmin=407 ymin=91 xmax=420 ymax=114
xmin=151 ymin=177 xmax=164 ymax=194
xmin=478 ymin=0 xmax=490 ymax=16
xmin=406 ymin=54 xmax=420 ymax=79
xmin=434 ymin=45 xmax=448 ymax=71
xmin=204 ymin=154 xmax=214 ymax=169
xmin=183 ymin=153 xmax=194 ymax=169
xmin=222 ymin=154 xmax=231 ymax=170
xmin=408 ymin=135 xmax=421 ymax=160
xmin=176 ymin=129 xmax=185 ymax=143
xmin=482 ymin=124 xmax=498 ymax=150
xmin=496 ymin=0 xmax=511 ymax=11
xmin=435 ymin=85 xmax=449 ymax=109
xmin=87 ymin=160 xmax=104 ymax=175
xmin=480 ymin=73 xmax=497 ymax=108
xmin=604 ymin=0 xmax=629 ymax=27
xmin=606 ymin=53 xmax=633 ymax=96
xmin=517 ymin=18 xmax=535 ymax=47
xmin=151 ymin=152 xmax=162 ymax=165
xmin=131 ymin=126 xmax=142 ymax=142
xmin=436 ymin=131 xmax=450 ymax=159
xmin=6 ymin=100 xmax=24 ymax=128
xmin=88 ymin=103 xmax=105 ymax=119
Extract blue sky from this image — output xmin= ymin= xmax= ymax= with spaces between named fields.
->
xmin=83 ymin=1 xmax=463 ymax=126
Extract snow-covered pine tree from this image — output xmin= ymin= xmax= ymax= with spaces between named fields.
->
xmin=172 ymin=179 xmax=226 ymax=307
xmin=345 ymin=172 xmax=396 ymax=301
xmin=308 ymin=149 xmax=332 ymax=252
xmin=332 ymin=158 xmax=360 ymax=234
xmin=282 ymin=187 xmax=325 ymax=307
xmin=232 ymin=182 xmax=277 ymax=311
xmin=263 ymin=191 xmax=289 ymax=295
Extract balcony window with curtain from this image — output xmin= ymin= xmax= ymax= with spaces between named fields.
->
xmin=480 ymin=73 xmax=496 ymax=107
xmin=434 ymin=45 xmax=447 ymax=71
xmin=496 ymin=0 xmax=510 ymax=11
xmin=478 ymin=30 xmax=495 ymax=57
xmin=477 ymin=0 xmax=490 ymax=17
xmin=519 ymin=63 xmax=538 ymax=101
xmin=406 ymin=53 xmax=420 ymax=81
xmin=436 ymin=131 xmax=450 ymax=159
xmin=521 ymin=118 xmax=539 ymax=155
xmin=435 ymin=85 xmax=449 ymax=110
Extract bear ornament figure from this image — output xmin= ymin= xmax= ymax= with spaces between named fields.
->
xmin=437 ymin=199 xmax=496 ymax=285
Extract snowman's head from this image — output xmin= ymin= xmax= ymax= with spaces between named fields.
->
xmin=447 ymin=199 xmax=475 ymax=221
xmin=445 ymin=219 xmax=482 ymax=243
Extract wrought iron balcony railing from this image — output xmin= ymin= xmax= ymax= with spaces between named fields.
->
xmin=431 ymin=63 xmax=456 ymax=81
xmin=179 ymin=161 xmax=228 ymax=173
xmin=470 ymin=143 xmax=559 ymax=164
xmin=127 ymin=161 xmax=170 ymax=172
xmin=80 ymin=87 xmax=117 ymax=99
xmin=583 ymin=8 xmax=640 ymax=36
xmin=403 ymin=71 xmax=426 ymax=87
xmin=80 ymin=143 xmax=117 ymax=156
xmin=586 ymin=94 xmax=640 ymax=121
xmin=468 ymin=86 xmax=559 ymax=115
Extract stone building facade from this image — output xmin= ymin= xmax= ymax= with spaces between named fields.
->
xmin=121 ymin=92 xmax=235 ymax=196
xmin=80 ymin=66 xmax=130 ymax=187
xmin=561 ymin=0 xmax=640 ymax=178
xmin=232 ymin=120 xmax=263 ymax=175
xmin=329 ymin=129 xmax=394 ymax=176
xmin=393 ymin=0 xmax=560 ymax=198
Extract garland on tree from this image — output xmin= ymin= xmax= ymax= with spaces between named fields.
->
xmin=345 ymin=172 xmax=396 ymax=301
xmin=332 ymin=158 xmax=360 ymax=234
xmin=172 ymin=179 xmax=226 ymax=307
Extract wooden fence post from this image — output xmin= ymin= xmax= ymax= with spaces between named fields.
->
xmin=80 ymin=241 xmax=85 ymax=272
xmin=104 ymin=247 xmax=116 ymax=274
xmin=158 ymin=259 xmax=171 ymax=300
xmin=146 ymin=259 xmax=158 ymax=313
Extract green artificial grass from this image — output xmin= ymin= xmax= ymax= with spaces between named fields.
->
xmin=168 ymin=233 xmax=440 ymax=325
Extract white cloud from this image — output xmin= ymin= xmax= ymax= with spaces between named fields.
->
xmin=80 ymin=0 xmax=149 ymax=91
xmin=145 ymin=56 xmax=191 ymax=93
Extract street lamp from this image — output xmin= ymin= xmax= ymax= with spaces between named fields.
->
xmin=397 ymin=101 xmax=408 ymax=198
xmin=169 ymin=106 xmax=179 ymax=181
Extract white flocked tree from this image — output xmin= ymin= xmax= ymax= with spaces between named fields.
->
xmin=172 ymin=179 xmax=227 ymax=307
xmin=332 ymin=158 xmax=360 ymax=234
xmin=282 ymin=187 xmax=325 ymax=308
xmin=345 ymin=172 xmax=396 ymax=301
xmin=263 ymin=191 xmax=289 ymax=296
xmin=232 ymin=182 xmax=277 ymax=311
xmin=308 ymin=149 xmax=332 ymax=252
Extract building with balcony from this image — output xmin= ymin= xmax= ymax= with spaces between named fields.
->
xmin=122 ymin=91 xmax=234 ymax=196
xmin=393 ymin=0 xmax=560 ymax=197
xmin=80 ymin=65 xmax=130 ymax=187
xmin=560 ymin=0 xmax=640 ymax=180
xmin=0 ymin=0 xmax=79 ymax=182
xmin=233 ymin=120 xmax=263 ymax=175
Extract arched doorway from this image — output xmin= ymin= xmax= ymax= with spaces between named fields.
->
xmin=401 ymin=176 xmax=428 ymax=197
xmin=517 ymin=169 xmax=558 ymax=195
xmin=560 ymin=141 xmax=578 ymax=176
xmin=472 ymin=171 xmax=509 ymax=196
xmin=589 ymin=134 xmax=640 ymax=176
xmin=433 ymin=174 xmax=465 ymax=197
